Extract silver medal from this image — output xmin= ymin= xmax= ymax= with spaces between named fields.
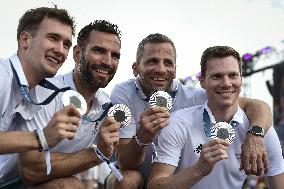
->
xmin=62 ymin=90 xmax=87 ymax=115
xmin=210 ymin=122 xmax=235 ymax=144
xmin=108 ymin=104 xmax=131 ymax=127
xmin=149 ymin=91 xmax=173 ymax=112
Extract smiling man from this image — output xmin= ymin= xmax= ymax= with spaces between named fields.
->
xmin=18 ymin=20 xmax=121 ymax=189
xmin=147 ymin=46 xmax=284 ymax=189
xmin=107 ymin=34 xmax=274 ymax=189
xmin=0 ymin=7 xmax=80 ymax=188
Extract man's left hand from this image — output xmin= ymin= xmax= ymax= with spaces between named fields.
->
xmin=240 ymin=133 xmax=268 ymax=175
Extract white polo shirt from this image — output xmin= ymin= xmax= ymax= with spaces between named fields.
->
xmin=155 ymin=103 xmax=284 ymax=189
xmin=0 ymin=54 xmax=53 ymax=181
xmin=0 ymin=70 xmax=110 ymax=181
xmin=110 ymin=77 xmax=207 ymax=181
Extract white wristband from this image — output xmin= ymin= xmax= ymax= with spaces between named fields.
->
xmin=90 ymin=144 xmax=123 ymax=181
xmin=37 ymin=129 xmax=51 ymax=175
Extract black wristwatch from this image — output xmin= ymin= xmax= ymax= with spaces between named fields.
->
xmin=247 ymin=126 xmax=265 ymax=138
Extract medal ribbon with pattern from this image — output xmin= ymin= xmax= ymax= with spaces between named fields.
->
xmin=203 ymin=108 xmax=238 ymax=144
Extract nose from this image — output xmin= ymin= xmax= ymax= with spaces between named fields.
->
xmin=222 ymin=76 xmax=232 ymax=87
xmin=155 ymin=61 xmax=166 ymax=74
xmin=54 ymin=41 xmax=66 ymax=57
xmin=102 ymin=52 xmax=112 ymax=66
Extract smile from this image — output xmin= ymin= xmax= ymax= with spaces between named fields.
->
xmin=46 ymin=56 xmax=61 ymax=65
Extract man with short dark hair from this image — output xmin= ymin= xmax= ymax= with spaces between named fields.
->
xmin=18 ymin=20 xmax=122 ymax=189
xmin=107 ymin=34 xmax=273 ymax=189
xmin=147 ymin=46 xmax=284 ymax=189
xmin=0 ymin=7 xmax=78 ymax=188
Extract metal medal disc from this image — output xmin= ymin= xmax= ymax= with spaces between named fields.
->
xmin=210 ymin=122 xmax=235 ymax=144
xmin=62 ymin=90 xmax=87 ymax=115
xmin=149 ymin=91 xmax=173 ymax=112
xmin=108 ymin=104 xmax=131 ymax=128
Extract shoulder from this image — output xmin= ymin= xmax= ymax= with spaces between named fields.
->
xmin=171 ymin=105 xmax=203 ymax=121
xmin=111 ymin=79 xmax=136 ymax=101
xmin=0 ymin=58 xmax=13 ymax=91
xmin=47 ymin=74 xmax=67 ymax=88
xmin=112 ymin=79 xmax=136 ymax=92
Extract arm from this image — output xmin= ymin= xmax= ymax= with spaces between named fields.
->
xmin=238 ymin=97 xmax=272 ymax=132
xmin=19 ymin=148 xmax=101 ymax=185
xmin=0 ymin=131 xmax=39 ymax=154
xmin=147 ymin=139 xmax=229 ymax=189
xmin=267 ymin=173 xmax=284 ymax=189
xmin=117 ymin=107 xmax=170 ymax=170
xmin=238 ymin=97 xmax=271 ymax=175
xmin=19 ymin=117 xmax=119 ymax=185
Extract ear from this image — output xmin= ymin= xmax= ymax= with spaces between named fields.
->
xmin=132 ymin=62 xmax=139 ymax=77
xmin=19 ymin=31 xmax=32 ymax=48
xmin=199 ymin=76 xmax=206 ymax=89
xmin=73 ymin=45 xmax=81 ymax=64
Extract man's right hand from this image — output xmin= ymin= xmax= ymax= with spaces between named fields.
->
xmin=97 ymin=117 xmax=120 ymax=159
xmin=195 ymin=139 xmax=229 ymax=177
xmin=136 ymin=106 xmax=170 ymax=144
xmin=43 ymin=104 xmax=81 ymax=148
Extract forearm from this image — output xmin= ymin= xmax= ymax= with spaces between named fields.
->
xmin=239 ymin=97 xmax=272 ymax=132
xmin=19 ymin=148 xmax=102 ymax=185
xmin=0 ymin=131 xmax=39 ymax=154
xmin=117 ymin=137 xmax=146 ymax=170
xmin=267 ymin=173 xmax=284 ymax=189
xmin=148 ymin=164 xmax=203 ymax=189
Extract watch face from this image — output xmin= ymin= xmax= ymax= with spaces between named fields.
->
xmin=252 ymin=126 xmax=263 ymax=133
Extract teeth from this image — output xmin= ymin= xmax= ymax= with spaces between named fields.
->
xmin=46 ymin=57 xmax=59 ymax=64
xmin=97 ymin=69 xmax=108 ymax=74
xmin=219 ymin=92 xmax=234 ymax=95
xmin=153 ymin=78 xmax=165 ymax=81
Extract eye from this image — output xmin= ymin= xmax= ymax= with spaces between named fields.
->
xmin=63 ymin=41 xmax=72 ymax=50
xmin=164 ymin=59 xmax=174 ymax=67
xmin=112 ymin=52 xmax=120 ymax=60
xmin=229 ymin=73 xmax=239 ymax=79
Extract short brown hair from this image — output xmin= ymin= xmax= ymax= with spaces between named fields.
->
xmin=200 ymin=46 xmax=241 ymax=77
xmin=17 ymin=7 xmax=76 ymax=41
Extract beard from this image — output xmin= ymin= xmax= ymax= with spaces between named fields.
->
xmin=77 ymin=55 xmax=116 ymax=92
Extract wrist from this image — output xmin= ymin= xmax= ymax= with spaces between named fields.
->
xmin=134 ymin=133 xmax=148 ymax=149
xmin=247 ymin=125 xmax=265 ymax=138
xmin=90 ymin=144 xmax=110 ymax=164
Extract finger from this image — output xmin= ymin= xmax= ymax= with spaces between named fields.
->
xmin=64 ymin=104 xmax=81 ymax=117
xmin=64 ymin=123 xmax=78 ymax=132
xmin=61 ymin=130 xmax=76 ymax=140
xmin=263 ymin=152 xmax=269 ymax=174
xmin=206 ymin=139 xmax=230 ymax=147
xmin=256 ymin=156 xmax=264 ymax=176
xmin=144 ymin=106 xmax=168 ymax=116
xmin=105 ymin=123 xmax=120 ymax=132
xmin=250 ymin=155 xmax=258 ymax=175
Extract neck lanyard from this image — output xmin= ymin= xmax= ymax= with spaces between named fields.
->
xmin=203 ymin=108 xmax=239 ymax=137
xmin=10 ymin=60 xmax=70 ymax=105
xmin=82 ymin=102 xmax=113 ymax=130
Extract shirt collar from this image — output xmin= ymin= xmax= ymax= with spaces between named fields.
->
xmin=9 ymin=53 xmax=29 ymax=86
xmin=203 ymin=101 xmax=244 ymax=125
